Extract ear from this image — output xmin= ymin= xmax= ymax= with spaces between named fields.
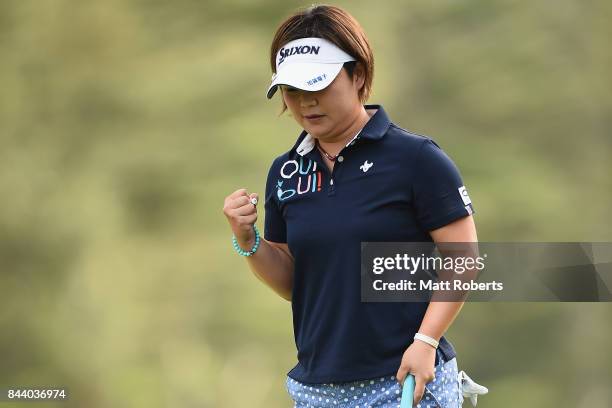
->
xmin=353 ymin=62 xmax=366 ymax=92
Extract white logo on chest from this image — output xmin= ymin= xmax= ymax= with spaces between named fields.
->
xmin=360 ymin=160 xmax=373 ymax=173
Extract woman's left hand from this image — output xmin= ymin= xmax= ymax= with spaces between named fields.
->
xmin=395 ymin=340 xmax=437 ymax=407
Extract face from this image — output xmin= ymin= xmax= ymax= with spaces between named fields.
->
xmin=280 ymin=64 xmax=366 ymax=141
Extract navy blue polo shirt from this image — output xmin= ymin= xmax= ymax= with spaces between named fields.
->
xmin=264 ymin=104 xmax=475 ymax=384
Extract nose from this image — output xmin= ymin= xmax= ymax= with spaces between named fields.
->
xmin=299 ymin=92 xmax=318 ymax=107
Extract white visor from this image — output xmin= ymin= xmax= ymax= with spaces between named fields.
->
xmin=266 ymin=37 xmax=356 ymax=99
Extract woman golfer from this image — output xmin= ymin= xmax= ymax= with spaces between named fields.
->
xmin=223 ymin=5 xmax=485 ymax=408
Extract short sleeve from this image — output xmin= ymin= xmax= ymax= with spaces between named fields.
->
xmin=412 ymin=138 xmax=475 ymax=231
xmin=264 ymin=159 xmax=287 ymax=243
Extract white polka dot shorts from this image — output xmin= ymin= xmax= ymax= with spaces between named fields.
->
xmin=285 ymin=349 xmax=464 ymax=408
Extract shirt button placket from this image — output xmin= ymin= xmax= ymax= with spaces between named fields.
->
xmin=328 ymin=155 xmax=344 ymax=196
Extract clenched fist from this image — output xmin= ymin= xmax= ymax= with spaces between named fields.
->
xmin=223 ymin=188 xmax=259 ymax=248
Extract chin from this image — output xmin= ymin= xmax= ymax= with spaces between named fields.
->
xmin=303 ymin=125 xmax=327 ymax=137
xmin=305 ymin=129 xmax=323 ymax=138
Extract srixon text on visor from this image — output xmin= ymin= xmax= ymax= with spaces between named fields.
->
xmin=278 ymin=45 xmax=321 ymax=65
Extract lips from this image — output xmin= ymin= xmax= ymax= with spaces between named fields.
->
xmin=303 ymin=114 xmax=324 ymax=119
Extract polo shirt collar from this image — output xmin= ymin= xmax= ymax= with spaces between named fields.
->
xmin=291 ymin=104 xmax=391 ymax=157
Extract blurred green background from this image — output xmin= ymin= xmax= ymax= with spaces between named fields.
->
xmin=1 ymin=1 xmax=611 ymax=407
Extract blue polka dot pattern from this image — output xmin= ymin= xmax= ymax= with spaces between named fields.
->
xmin=285 ymin=349 xmax=463 ymax=408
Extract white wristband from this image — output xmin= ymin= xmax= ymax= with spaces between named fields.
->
xmin=414 ymin=333 xmax=439 ymax=349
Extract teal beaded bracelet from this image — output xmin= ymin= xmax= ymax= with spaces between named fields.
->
xmin=232 ymin=225 xmax=260 ymax=257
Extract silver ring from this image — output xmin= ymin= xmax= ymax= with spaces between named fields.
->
xmin=250 ymin=197 xmax=258 ymax=206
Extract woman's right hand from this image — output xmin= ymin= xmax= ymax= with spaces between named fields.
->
xmin=223 ymin=188 xmax=259 ymax=247
xmin=223 ymin=188 xmax=293 ymax=300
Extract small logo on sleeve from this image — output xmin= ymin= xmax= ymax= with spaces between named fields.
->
xmin=458 ymin=186 xmax=472 ymax=205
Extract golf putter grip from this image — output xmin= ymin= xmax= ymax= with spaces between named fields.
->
xmin=400 ymin=374 xmax=415 ymax=408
